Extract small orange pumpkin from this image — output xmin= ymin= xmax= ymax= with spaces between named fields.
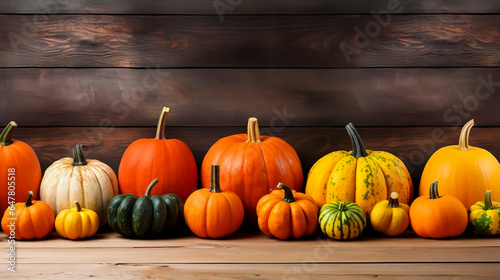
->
xmin=184 ymin=165 xmax=244 ymax=238
xmin=201 ymin=117 xmax=303 ymax=225
xmin=1 ymin=191 xmax=55 ymax=240
xmin=410 ymin=181 xmax=468 ymax=239
xmin=256 ymin=183 xmax=318 ymax=240
xmin=420 ymin=119 xmax=500 ymax=209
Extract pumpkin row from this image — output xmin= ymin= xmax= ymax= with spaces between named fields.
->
xmin=1 ymin=107 xmax=500 ymax=237
xmin=2 ymin=176 xmax=499 ymax=240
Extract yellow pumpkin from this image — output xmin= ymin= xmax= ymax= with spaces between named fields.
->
xmin=305 ymin=123 xmax=413 ymax=216
xmin=40 ymin=145 xmax=119 ymax=226
xmin=420 ymin=119 xmax=500 ymax=209
xmin=370 ymin=192 xmax=410 ymax=236
xmin=55 ymin=201 xmax=100 ymax=240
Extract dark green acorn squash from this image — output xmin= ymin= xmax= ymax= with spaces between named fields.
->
xmin=107 ymin=178 xmax=183 ymax=238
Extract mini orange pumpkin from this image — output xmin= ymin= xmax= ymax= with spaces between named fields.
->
xmin=420 ymin=119 xmax=500 ymax=209
xmin=184 ymin=165 xmax=244 ymax=238
xmin=1 ymin=191 xmax=55 ymax=240
xmin=119 ymin=107 xmax=198 ymax=201
xmin=256 ymin=183 xmax=318 ymax=240
xmin=201 ymin=117 xmax=303 ymax=225
xmin=410 ymin=181 xmax=468 ymax=239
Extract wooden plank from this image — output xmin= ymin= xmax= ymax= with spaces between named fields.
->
xmin=6 ymin=230 xmax=500 ymax=250
xmin=3 ymin=231 xmax=499 ymax=264
xmin=9 ymin=126 xmax=500 ymax=194
xmin=1 ymin=0 xmax=499 ymax=15
xmin=1 ymin=15 xmax=499 ymax=68
xmin=2 ymin=68 xmax=500 ymax=127
xmin=5 ymin=263 xmax=500 ymax=279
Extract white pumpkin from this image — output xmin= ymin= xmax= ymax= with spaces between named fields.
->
xmin=40 ymin=145 xmax=119 ymax=226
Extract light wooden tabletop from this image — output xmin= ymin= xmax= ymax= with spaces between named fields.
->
xmin=2 ymin=228 xmax=499 ymax=279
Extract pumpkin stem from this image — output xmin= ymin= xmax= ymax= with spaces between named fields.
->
xmin=429 ymin=181 xmax=441 ymax=199
xmin=72 ymin=145 xmax=88 ymax=166
xmin=277 ymin=183 xmax=296 ymax=203
xmin=155 ymin=107 xmax=170 ymax=140
xmin=25 ymin=191 xmax=34 ymax=207
xmin=457 ymin=119 xmax=474 ymax=151
xmin=0 ymin=121 xmax=17 ymax=146
xmin=74 ymin=201 xmax=82 ymax=212
xmin=246 ymin=117 xmax=262 ymax=143
xmin=388 ymin=192 xmax=400 ymax=207
xmin=209 ymin=165 xmax=222 ymax=193
xmin=346 ymin=123 xmax=368 ymax=158
xmin=145 ymin=178 xmax=160 ymax=197
xmin=484 ymin=190 xmax=494 ymax=209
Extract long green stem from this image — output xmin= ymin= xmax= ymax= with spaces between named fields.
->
xmin=72 ymin=145 xmax=88 ymax=166
xmin=346 ymin=123 xmax=368 ymax=158
xmin=0 ymin=121 xmax=17 ymax=146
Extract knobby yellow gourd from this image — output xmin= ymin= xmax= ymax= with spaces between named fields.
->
xmin=370 ymin=192 xmax=410 ymax=236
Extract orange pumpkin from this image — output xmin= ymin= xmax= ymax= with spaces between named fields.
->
xmin=420 ymin=119 xmax=500 ymax=209
xmin=0 ymin=121 xmax=42 ymax=216
xmin=1 ymin=191 xmax=55 ymax=240
xmin=410 ymin=181 xmax=468 ymax=239
xmin=118 ymin=107 xmax=198 ymax=201
xmin=184 ymin=165 xmax=244 ymax=238
xmin=256 ymin=183 xmax=318 ymax=240
xmin=201 ymin=117 xmax=303 ymax=225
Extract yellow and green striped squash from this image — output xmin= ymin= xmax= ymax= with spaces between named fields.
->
xmin=319 ymin=201 xmax=366 ymax=240
xmin=305 ymin=123 xmax=413 ymax=216
xmin=469 ymin=190 xmax=500 ymax=236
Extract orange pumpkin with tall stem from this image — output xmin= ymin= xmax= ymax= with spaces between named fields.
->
xmin=0 ymin=121 xmax=42 ymax=217
xmin=201 ymin=117 xmax=303 ymax=225
xmin=420 ymin=119 xmax=500 ymax=208
xmin=118 ymin=107 xmax=198 ymax=201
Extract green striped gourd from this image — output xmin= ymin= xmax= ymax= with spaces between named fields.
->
xmin=469 ymin=190 xmax=500 ymax=236
xmin=319 ymin=201 xmax=366 ymax=240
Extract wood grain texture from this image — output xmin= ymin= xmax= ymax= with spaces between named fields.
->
xmin=5 ymin=263 xmax=500 ymax=280
xmin=12 ymin=126 xmax=500 ymax=193
xmin=0 ymin=0 xmax=499 ymax=15
xmin=3 ymin=231 xmax=500 ymax=264
xmin=3 ymin=68 xmax=500 ymax=127
xmin=1 ymin=15 xmax=499 ymax=68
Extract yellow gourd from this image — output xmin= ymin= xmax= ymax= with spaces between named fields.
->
xmin=55 ymin=201 xmax=100 ymax=240
xmin=370 ymin=192 xmax=410 ymax=236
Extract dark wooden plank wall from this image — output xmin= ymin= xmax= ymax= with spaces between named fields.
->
xmin=1 ymin=1 xmax=500 ymax=196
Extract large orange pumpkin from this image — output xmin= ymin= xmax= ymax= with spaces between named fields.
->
xmin=118 ymin=107 xmax=198 ymax=201
xmin=0 ymin=121 xmax=42 ymax=217
xmin=420 ymin=119 xmax=500 ymax=209
xmin=201 ymin=117 xmax=303 ymax=225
